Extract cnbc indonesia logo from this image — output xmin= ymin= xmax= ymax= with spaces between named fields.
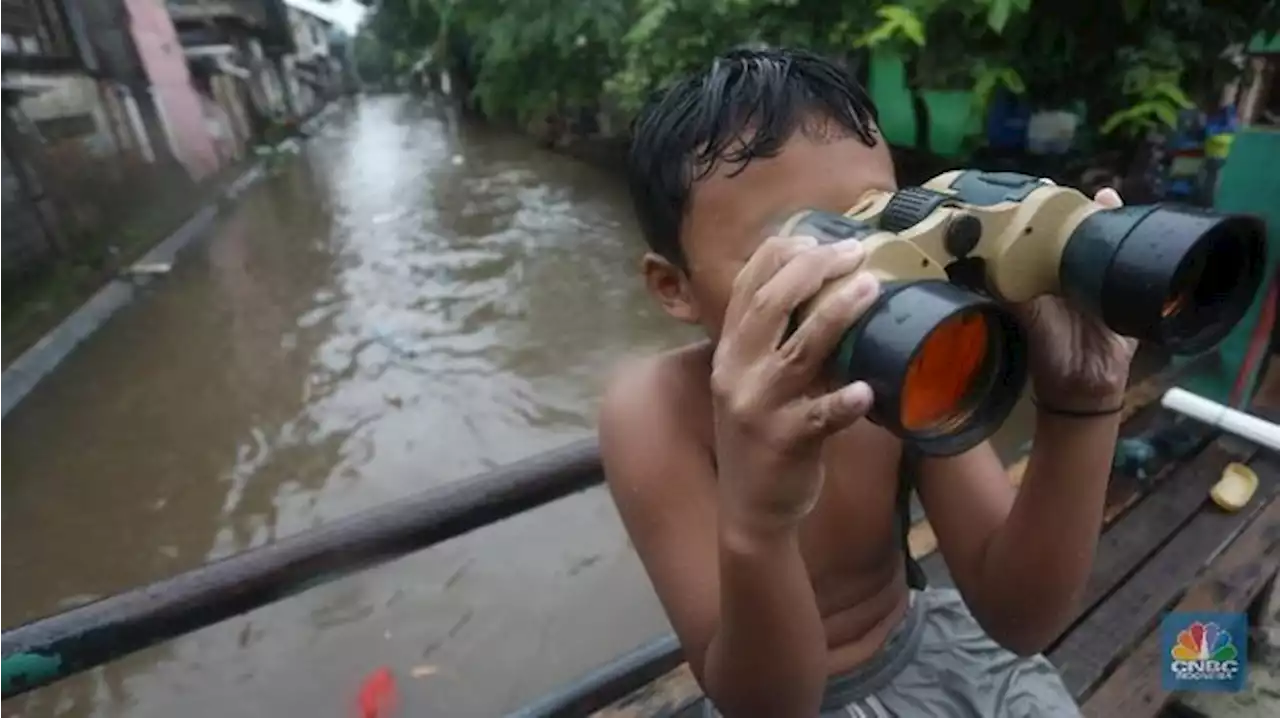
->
xmin=1169 ymin=620 xmax=1241 ymax=682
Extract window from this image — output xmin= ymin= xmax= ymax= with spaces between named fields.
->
xmin=34 ymin=114 xmax=97 ymax=141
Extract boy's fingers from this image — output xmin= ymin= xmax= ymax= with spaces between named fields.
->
xmin=791 ymin=381 xmax=875 ymax=442
xmin=1094 ymin=187 xmax=1123 ymax=208
xmin=723 ymin=235 xmax=817 ymax=332
xmin=769 ymin=272 xmax=880 ymax=392
xmin=731 ymin=241 xmax=867 ymax=360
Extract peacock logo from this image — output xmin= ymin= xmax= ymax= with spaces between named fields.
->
xmin=1169 ymin=621 xmax=1241 ymax=682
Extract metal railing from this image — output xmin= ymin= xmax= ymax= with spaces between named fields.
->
xmin=1 ymin=438 xmax=629 ymax=710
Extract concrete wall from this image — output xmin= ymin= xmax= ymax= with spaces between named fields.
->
xmin=2 ymin=129 xmax=59 ymax=272
xmin=124 ymin=0 xmax=221 ymax=179
xmin=288 ymin=7 xmax=330 ymax=61
xmin=9 ymin=72 xmax=119 ymax=158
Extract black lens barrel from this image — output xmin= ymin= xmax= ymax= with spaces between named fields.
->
xmin=1061 ymin=205 xmax=1266 ymax=354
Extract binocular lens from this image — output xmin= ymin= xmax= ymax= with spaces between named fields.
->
xmin=833 ymin=281 xmax=1026 ymax=456
xmin=901 ymin=310 xmax=991 ymax=434
xmin=1159 ymin=217 xmax=1260 ymax=348
xmin=1062 ymin=206 xmax=1266 ymax=355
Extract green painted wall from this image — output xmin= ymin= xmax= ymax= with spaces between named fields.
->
xmin=1248 ymin=31 xmax=1280 ymax=54
xmin=1175 ymin=128 xmax=1280 ymax=406
xmin=867 ymin=50 xmax=978 ymax=158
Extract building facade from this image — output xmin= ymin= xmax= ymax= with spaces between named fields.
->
xmin=2 ymin=0 xmax=350 ymax=278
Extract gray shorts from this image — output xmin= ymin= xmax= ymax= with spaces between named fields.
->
xmin=704 ymin=588 xmax=1079 ymax=717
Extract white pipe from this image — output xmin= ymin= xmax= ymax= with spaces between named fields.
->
xmin=1161 ymin=388 xmax=1280 ymax=453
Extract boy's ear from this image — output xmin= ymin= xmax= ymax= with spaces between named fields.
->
xmin=641 ymin=252 xmax=700 ymax=324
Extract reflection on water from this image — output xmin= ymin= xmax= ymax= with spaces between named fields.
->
xmin=2 ymin=95 xmax=1034 ymax=718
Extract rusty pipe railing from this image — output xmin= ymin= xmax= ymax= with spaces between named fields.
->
xmin=1 ymin=439 xmax=602 ymax=699
xmin=505 ymin=634 xmax=686 ymax=718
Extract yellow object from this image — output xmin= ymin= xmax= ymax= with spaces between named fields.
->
xmin=1206 ymin=133 xmax=1235 ymax=160
xmin=1210 ymin=462 xmax=1259 ymax=512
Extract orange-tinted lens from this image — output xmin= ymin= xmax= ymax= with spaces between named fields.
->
xmin=901 ymin=311 xmax=992 ymax=433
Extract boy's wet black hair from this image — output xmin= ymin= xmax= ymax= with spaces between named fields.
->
xmin=626 ymin=47 xmax=881 ymax=268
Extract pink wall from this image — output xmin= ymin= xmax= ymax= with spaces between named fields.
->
xmin=124 ymin=0 xmax=221 ymax=180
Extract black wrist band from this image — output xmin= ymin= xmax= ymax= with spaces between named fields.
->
xmin=1032 ymin=396 xmax=1125 ymax=417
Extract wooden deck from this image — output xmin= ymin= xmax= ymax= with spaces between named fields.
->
xmin=593 ymin=362 xmax=1280 ymax=718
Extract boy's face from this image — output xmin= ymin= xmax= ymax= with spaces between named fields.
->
xmin=642 ymin=125 xmax=896 ymax=341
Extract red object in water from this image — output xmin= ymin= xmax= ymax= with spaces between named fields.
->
xmin=356 ymin=667 xmax=399 ymax=718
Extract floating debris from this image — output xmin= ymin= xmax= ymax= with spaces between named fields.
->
xmin=126 ymin=262 xmax=173 ymax=276
xmin=355 ymin=666 xmax=398 ymax=718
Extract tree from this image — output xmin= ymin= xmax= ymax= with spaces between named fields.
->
xmin=357 ymin=0 xmax=1277 ymax=153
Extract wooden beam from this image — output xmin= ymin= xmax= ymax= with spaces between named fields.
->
xmin=594 ymin=665 xmax=699 ymax=718
xmin=1050 ymin=452 xmax=1280 ymax=700
xmin=1083 ymin=497 xmax=1280 ymax=718
xmin=1046 ymin=438 xmax=1258 ymax=656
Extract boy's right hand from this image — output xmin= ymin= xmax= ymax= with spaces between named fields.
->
xmin=711 ymin=235 xmax=882 ymax=536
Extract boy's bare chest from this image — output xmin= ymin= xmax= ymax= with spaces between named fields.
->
xmin=797 ymin=424 xmax=907 ymax=603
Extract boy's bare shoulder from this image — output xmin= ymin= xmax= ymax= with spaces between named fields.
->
xmin=599 ymin=343 xmax=715 ymax=482
xmin=601 ymin=342 xmax=713 ymax=426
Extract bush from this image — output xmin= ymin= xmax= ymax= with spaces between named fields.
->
xmin=355 ymin=0 xmax=1277 ymax=152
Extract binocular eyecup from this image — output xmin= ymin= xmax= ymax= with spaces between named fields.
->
xmin=1061 ymin=205 xmax=1266 ymax=355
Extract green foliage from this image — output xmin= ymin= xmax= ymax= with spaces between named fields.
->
xmin=458 ymin=0 xmax=630 ymax=122
xmin=356 ymin=0 xmax=1272 ymax=151
xmin=854 ymin=6 xmax=927 ymax=48
xmin=1101 ymin=68 xmax=1195 ymax=137
xmin=971 ymin=60 xmax=1025 ymax=122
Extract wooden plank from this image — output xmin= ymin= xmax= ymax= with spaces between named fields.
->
xmin=594 ymin=665 xmax=699 ymax=718
xmin=1083 ymin=497 xmax=1280 ymax=718
xmin=1046 ymin=437 xmax=1259 ymax=655
xmin=1099 ymin=412 xmax=1211 ymax=526
xmin=1049 ymin=453 xmax=1280 ymax=700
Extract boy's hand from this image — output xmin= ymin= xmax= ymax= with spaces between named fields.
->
xmin=1010 ymin=187 xmax=1139 ymax=411
xmin=711 ymin=235 xmax=881 ymax=535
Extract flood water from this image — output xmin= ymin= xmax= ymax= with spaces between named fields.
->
xmin=3 ymin=95 xmax=1035 ymax=718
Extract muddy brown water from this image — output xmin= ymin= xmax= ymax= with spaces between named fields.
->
xmin=2 ymin=95 xmax=1037 ymax=717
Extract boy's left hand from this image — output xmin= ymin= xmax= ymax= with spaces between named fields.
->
xmin=1011 ymin=187 xmax=1140 ymax=411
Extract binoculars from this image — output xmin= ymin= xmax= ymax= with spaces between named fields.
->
xmin=780 ymin=170 xmax=1267 ymax=456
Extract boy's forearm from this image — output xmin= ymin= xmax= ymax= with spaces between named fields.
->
xmin=702 ymin=520 xmax=828 ymax=717
xmin=971 ymin=410 xmax=1121 ymax=654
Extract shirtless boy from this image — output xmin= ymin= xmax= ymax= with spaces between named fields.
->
xmin=599 ymin=47 xmax=1138 ymax=717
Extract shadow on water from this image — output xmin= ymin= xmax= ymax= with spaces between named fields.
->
xmin=2 ymin=95 xmax=1037 ymax=718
